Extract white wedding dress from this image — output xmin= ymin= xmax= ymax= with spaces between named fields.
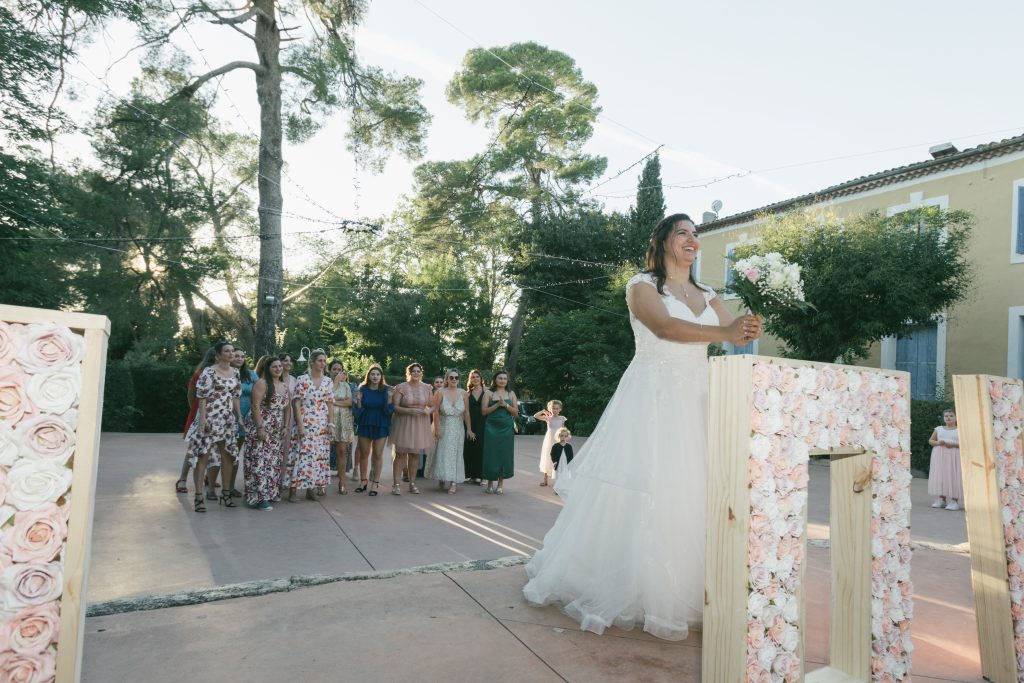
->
xmin=523 ymin=272 xmax=717 ymax=641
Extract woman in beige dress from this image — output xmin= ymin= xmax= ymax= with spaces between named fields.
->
xmin=389 ymin=362 xmax=434 ymax=495
xmin=328 ymin=359 xmax=355 ymax=494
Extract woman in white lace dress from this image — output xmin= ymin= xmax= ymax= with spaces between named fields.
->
xmin=523 ymin=213 xmax=763 ymax=641
xmin=425 ymin=369 xmax=476 ymax=494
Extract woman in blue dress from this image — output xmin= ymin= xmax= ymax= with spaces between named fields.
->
xmin=354 ymin=364 xmax=393 ymax=497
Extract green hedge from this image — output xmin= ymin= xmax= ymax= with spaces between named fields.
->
xmin=100 ymin=360 xmax=192 ymax=433
xmin=910 ymin=398 xmax=955 ymax=475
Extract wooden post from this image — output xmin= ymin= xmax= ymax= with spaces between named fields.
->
xmin=953 ymin=374 xmax=1019 ymax=683
xmin=703 ymin=354 xmax=754 ymax=682
xmin=0 ymin=304 xmax=110 ymax=683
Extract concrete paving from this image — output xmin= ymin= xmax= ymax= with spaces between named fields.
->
xmin=83 ymin=433 xmax=981 ymax=682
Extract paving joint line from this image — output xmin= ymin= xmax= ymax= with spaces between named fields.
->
xmin=86 ymin=556 xmax=528 ymax=618
xmin=442 ymin=571 xmax=569 ymax=683
xmin=314 ymin=494 xmax=376 ymax=571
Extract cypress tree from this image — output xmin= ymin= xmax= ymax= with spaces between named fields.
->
xmin=627 ymin=152 xmax=666 ymax=265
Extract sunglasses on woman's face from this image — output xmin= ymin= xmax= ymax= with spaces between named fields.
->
xmin=448 ymin=376 xmax=459 ymax=381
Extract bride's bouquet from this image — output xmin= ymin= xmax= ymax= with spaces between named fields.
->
xmin=728 ymin=252 xmax=812 ymax=318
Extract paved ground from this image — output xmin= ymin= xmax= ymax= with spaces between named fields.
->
xmin=82 ymin=433 xmax=981 ymax=682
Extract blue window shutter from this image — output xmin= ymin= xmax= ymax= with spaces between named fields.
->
xmin=1018 ymin=186 xmax=1024 ymax=254
xmin=895 ymin=325 xmax=937 ymax=400
xmin=725 ymin=248 xmax=736 ymax=290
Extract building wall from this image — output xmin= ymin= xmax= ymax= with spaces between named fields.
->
xmin=697 ymin=151 xmax=1024 ymax=382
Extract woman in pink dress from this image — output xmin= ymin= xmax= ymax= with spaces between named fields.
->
xmin=185 ymin=341 xmax=243 ymax=512
xmin=390 ymin=363 xmax=434 ymax=495
xmin=287 ymin=350 xmax=334 ymax=502
xmin=928 ymin=409 xmax=962 ymax=511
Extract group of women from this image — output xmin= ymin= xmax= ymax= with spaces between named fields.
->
xmin=180 ymin=345 xmax=521 ymax=512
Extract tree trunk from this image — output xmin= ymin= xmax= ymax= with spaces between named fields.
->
xmin=503 ymin=189 xmax=543 ymax=385
xmin=252 ymin=0 xmax=283 ymax=356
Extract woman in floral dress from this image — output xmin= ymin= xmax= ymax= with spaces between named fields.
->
xmin=244 ymin=357 xmax=290 ymax=510
xmin=185 ymin=341 xmax=243 ymax=512
xmin=328 ymin=359 xmax=355 ymax=493
xmin=425 ymin=369 xmax=475 ymax=494
xmin=287 ymin=350 xmax=334 ymax=502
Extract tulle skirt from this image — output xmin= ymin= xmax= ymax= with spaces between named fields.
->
xmin=927 ymin=446 xmax=963 ymax=499
xmin=523 ymin=347 xmax=709 ymax=641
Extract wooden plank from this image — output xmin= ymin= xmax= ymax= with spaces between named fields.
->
xmin=805 ymin=665 xmax=864 ymax=683
xmin=828 ymin=448 xmax=873 ymax=679
xmin=0 ymin=303 xmax=110 ymax=332
xmin=703 ymin=355 xmax=754 ymax=683
xmin=953 ymin=374 xmax=1017 ymax=683
xmin=54 ymin=326 xmax=109 ymax=683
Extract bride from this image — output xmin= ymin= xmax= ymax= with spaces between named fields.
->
xmin=523 ymin=213 xmax=762 ymax=641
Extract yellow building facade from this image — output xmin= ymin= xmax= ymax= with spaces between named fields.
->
xmin=696 ymin=135 xmax=1024 ymax=398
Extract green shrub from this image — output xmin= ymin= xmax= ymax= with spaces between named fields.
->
xmin=101 ymin=360 xmax=139 ymax=432
xmin=128 ymin=362 xmax=193 ymax=433
xmin=910 ymin=398 xmax=954 ymax=474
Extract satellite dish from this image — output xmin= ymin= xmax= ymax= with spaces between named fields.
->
xmin=711 ymin=199 xmax=723 ymax=213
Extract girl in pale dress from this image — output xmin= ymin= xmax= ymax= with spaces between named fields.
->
xmin=390 ymin=362 xmax=434 ymax=495
xmin=523 ymin=213 xmax=762 ymax=640
xmin=928 ymin=409 xmax=962 ymax=511
xmin=328 ymin=359 xmax=355 ymax=494
xmin=425 ymin=369 xmax=476 ymax=494
xmin=534 ymin=400 xmax=567 ymax=487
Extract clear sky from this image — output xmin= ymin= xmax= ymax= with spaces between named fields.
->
xmin=70 ymin=0 xmax=1024 ymax=257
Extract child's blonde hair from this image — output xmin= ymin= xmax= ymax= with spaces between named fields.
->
xmin=547 ymin=399 xmax=563 ymax=411
xmin=556 ymin=427 xmax=571 ymax=439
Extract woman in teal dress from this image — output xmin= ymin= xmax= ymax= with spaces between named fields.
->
xmin=481 ymin=369 xmax=518 ymax=494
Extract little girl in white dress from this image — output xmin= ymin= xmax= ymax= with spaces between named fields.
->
xmin=535 ymin=400 xmax=566 ymax=486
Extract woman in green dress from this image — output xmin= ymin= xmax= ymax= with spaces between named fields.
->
xmin=481 ymin=369 xmax=518 ymax=494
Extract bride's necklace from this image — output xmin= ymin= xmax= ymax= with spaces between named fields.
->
xmin=666 ymin=274 xmax=691 ymax=299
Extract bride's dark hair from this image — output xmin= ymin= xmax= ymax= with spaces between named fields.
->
xmin=644 ymin=213 xmax=713 ymax=296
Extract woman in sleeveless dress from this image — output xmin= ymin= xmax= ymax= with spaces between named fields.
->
xmin=523 ymin=213 xmax=763 ymax=641
xmin=390 ymin=363 xmax=434 ymax=495
xmin=481 ymin=370 xmax=517 ymax=494
xmin=425 ymin=369 xmax=476 ymax=494
xmin=463 ymin=369 xmax=486 ymax=483
xmin=244 ymin=357 xmax=290 ymax=510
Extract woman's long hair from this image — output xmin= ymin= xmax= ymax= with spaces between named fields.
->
xmin=644 ymin=213 xmax=713 ymax=296
xmin=260 ymin=357 xmax=281 ymax=408
xmin=489 ymin=369 xmax=511 ymax=393
xmin=360 ymin=363 xmax=389 ymax=390
xmin=194 ymin=346 xmax=218 ymax=374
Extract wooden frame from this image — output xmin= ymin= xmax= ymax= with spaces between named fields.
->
xmin=703 ymin=355 xmax=913 ymax=683
xmin=953 ymin=374 xmax=1024 ymax=683
xmin=0 ymin=304 xmax=110 ymax=683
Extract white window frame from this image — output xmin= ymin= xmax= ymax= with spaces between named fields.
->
xmin=1009 ymin=306 xmax=1024 ymax=379
xmin=1012 ymin=179 xmax=1024 ymax=264
xmin=722 ymin=233 xmax=752 ymax=300
xmin=880 ymin=316 xmax=947 ymax=398
xmin=885 ymin=191 xmax=949 ymax=217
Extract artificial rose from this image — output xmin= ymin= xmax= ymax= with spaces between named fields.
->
xmin=751 ymin=363 xmax=772 ymax=392
xmin=2 ymin=561 xmax=63 ymax=608
xmin=3 ymin=602 xmax=60 ymax=654
xmin=0 ymin=321 xmax=24 ymax=365
xmin=0 ymin=650 xmax=56 ymax=683
xmin=0 ymin=420 xmax=19 ymax=466
xmin=991 ymin=380 xmax=1005 ymax=401
xmin=0 ymin=366 xmax=33 ymax=425
xmin=1006 ymin=382 xmax=1024 ymax=404
xmin=25 ymin=368 xmax=80 ymax=415
xmin=0 ymin=464 xmax=7 ymax=505
xmin=16 ymin=323 xmax=84 ymax=372
xmin=3 ymin=503 xmax=67 ymax=563
xmin=14 ymin=415 xmax=76 ymax=465
xmin=5 ymin=459 xmax=72 ymax=511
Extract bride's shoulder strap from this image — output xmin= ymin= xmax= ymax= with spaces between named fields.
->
xmin=625 ymin=272 xmax=657 ymax=292
xmin=700 ymin=283 xmax=718 ymax=302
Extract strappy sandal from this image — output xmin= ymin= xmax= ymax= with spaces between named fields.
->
xmin=175 ymin=479 xmax=188 ymax=494
xmin=355 ymin=479 xmax=368 ymax=493
xmin=194 ymin=494 xmax=206 ymax=513
xmin=338 ymin=480 xmax=348 ymax=495
xmin=368 ymin=480 xmax=380 ymax=497
xmin=447 ymin=483 xmax=457 ymax=495
xmin=218 ymin=491 xmax=236 ymax=508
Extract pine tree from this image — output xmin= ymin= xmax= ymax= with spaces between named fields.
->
xmin=627 ymin=153 xmax=665 ymax=265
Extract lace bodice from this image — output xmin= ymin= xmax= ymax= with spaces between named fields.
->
xmin=625 ymin=272 xmax=720 ymax=362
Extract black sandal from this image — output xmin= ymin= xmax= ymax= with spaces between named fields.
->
xmin=368 ymin=480 xmax=380 ymax=497
xmin=355 ymin=479 xmax=368 ymax=493
xmin=194 ymin=494 xmax=206 ymax=513
xmin=219 ymin=491 xmax=236 ymax=508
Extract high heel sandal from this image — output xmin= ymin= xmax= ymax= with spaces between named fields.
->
xmin=219 ymin=491 xmax=236 ymax=508
xmin=338 ymin=480 xmax=348 ymax=495
xmin=194 ymin=494 xmax=206 ymax=513
xmin=355 ymin=479 xmax=368 ymax=493
xmin=448 ymin=482 xmax=457 ymax=495
xmin=368 ymin=480 xmax=380 ymax=497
